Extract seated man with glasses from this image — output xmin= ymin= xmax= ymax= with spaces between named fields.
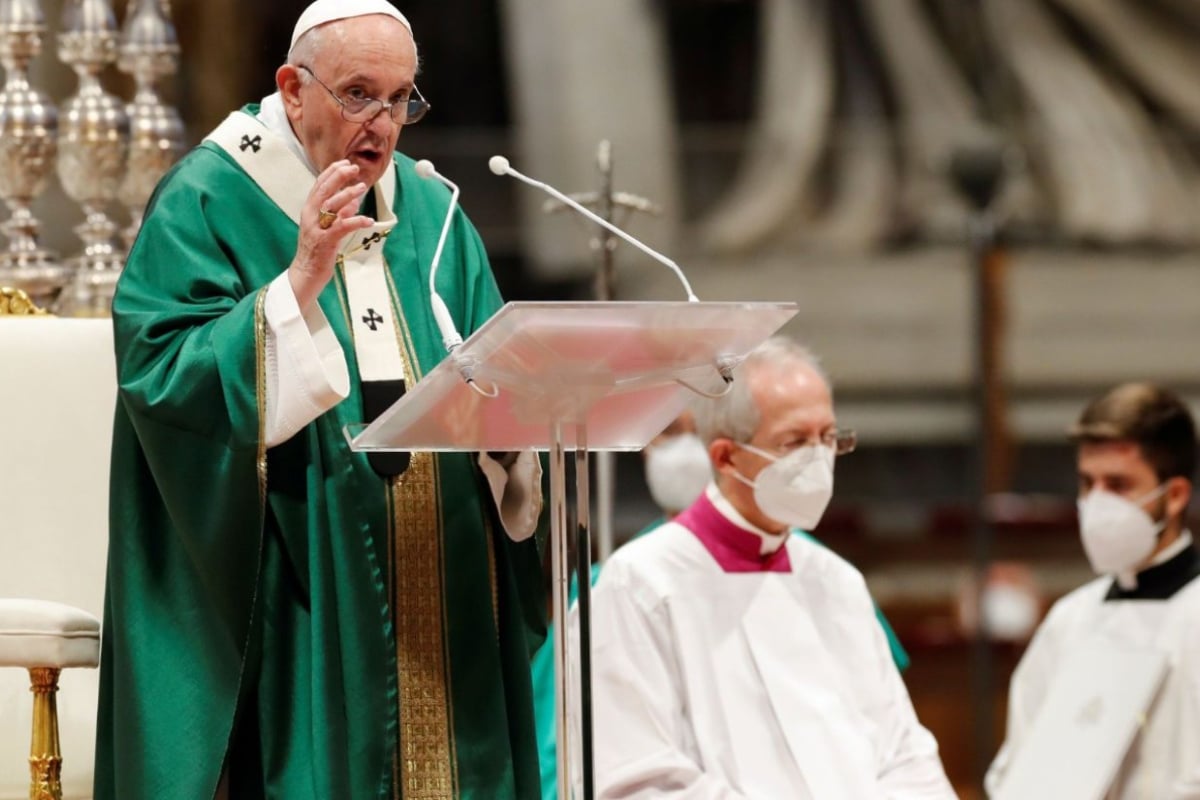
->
xmin=95 ymin=1 xmax=545 ymax=799
xmin=586 ymin=336 xmax=954 ymax=798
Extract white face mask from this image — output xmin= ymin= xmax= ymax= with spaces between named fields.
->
xmin=1077 ymin=484 xmax=1168 ymax=577
xmin=732 ymin=443 xmax=835 ymax=530
xmin=644 ymin=433 xmax=711 ymax=514
xmin=980 ymin=583 xmax=1040 ymax=642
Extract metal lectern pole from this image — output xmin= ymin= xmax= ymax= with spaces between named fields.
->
xmin=574 ymin=424 xmax=594 ymax=800
xmin=550 ymin=421 xmax=572 ymax=800
xmin=551 ymin=420 xmax=596 ymax=800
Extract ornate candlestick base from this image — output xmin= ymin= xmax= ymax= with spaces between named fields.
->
xmin=0 ymin=254 xmax=67 ymax=308
xmin=0 ymin=0 xmax=64 ymax=304
xmin=118 ymin=0 xmax=183 ymax=249
xmin=54 ymin=209 xmax=122 ymax=316
xmin=54 ymin=0 xmax=129 ymax=317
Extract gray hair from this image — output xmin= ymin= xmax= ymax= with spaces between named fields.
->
xmin=288 ymin=18 xmax=420 ymax=72
xmin=692 ymin=336 xmax=828 ymax=445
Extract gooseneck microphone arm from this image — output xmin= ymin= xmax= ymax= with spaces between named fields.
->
xmin=414 ymin=159 xmax=498 ymax=396
xmin=488 ymin=155 xmax=699 ymax=302
xmin=414 ymin=159 xmax=465 ymax=353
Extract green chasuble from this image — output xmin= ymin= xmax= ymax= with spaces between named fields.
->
xmin=97 ymin=107 xmax=546 ymax=800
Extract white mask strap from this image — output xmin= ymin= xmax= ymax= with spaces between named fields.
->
xmin=734 ymin=441 xmax=778 ymax=462
xmin=1134 ymin=482 xmax=1170 ymax=506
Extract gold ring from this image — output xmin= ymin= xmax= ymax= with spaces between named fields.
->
xmin=318 ymin=209 xmax=337 ymax=230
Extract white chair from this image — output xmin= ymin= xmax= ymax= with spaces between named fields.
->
xmin=0 ymin=601 xmax=99 ymax=800
xmin=0 ymin=304 xmax=115 ymax=800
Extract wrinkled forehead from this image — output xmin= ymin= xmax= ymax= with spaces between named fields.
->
xmin=750 ymin=362 xmax=834 ymax=437
xmin=758 ymin=398 xmax=836 ymax=441
xmin=304 ymin=16 xmax=419 ymax=80
xmin=294 ymin=14 xmax=417 ymax=67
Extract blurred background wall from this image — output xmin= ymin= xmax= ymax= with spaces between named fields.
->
xmin=17 ymin=0 xmax=1200 ymax=795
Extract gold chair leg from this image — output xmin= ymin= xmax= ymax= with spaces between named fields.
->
xmin=28 ymin=667 xmax=62 ymax=800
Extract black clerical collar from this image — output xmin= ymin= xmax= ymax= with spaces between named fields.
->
xmin=1105 ymin=543 xmax=1200 ymax=601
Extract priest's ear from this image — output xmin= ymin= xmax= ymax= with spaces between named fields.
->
xmin=1165 ymin=475 xmax=1193 ymax=522
xmin=277 ymin=64 xmax=305 ymax=111
xmin=708 ymin=438 xmax=738 ymax=478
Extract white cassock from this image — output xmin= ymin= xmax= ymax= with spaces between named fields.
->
xmin=986 ymin=533 xmax=1200 ymax=800
xmin=584 ymin=484 xmax=955 ymax=799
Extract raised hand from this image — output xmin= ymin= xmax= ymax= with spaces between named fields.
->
xmin=288 ymin=160 xmax=376 ymax=310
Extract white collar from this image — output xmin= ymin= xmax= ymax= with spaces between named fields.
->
xmin=1117 ymin=529 xmax=1194 ymax=590
xmin=250 ymin=93 xmax=398 ymax=224
xmin=1151 ymin=529 xmax=1193 ymax=566
xmin=705 ymin=483 xmax=790 ymax=556
xmin=257 ymin=92 xmax=318 ymax=176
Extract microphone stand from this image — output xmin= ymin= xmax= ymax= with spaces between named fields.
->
xmin=541 ymin=141 xmax=661 ymax=799
xmin=542 ymin=140 xmax=662 ymax=565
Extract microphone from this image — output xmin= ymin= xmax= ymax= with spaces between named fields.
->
xmin=488 ymin=155 xmax=698 ymax=302
xmin=414 ymin=159 xmax=464 ymax=353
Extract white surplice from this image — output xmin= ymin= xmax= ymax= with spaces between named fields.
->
xmin=987 ymin=535 xmax=1200 ymax=800
xmin=585 ymin=486 xmax=954 ymax=799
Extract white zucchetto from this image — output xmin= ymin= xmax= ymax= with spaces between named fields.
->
xmin=290 ymin=0 xmax=413 ymax=53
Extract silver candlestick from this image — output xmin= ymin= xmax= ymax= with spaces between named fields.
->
xmin=117 ymin=0 xmax=181 ymax=250
xmin=54 ymin=0 xmax=129 ymax=317
xmin=0 ymin=0 xmax=66 ymax=306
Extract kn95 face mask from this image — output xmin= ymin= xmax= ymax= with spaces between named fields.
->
xmin=732 ymin=442 xmax=835 ymax=530
xmin=644 ymin=433 xmax=711 ymax=513
xmin=1077 ymin=483 xmax=1168 ymax=576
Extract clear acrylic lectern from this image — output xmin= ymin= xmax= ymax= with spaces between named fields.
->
xmin=350 ymin=300 xmax=799 ymax=799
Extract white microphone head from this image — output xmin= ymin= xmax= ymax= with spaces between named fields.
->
xmin=488 ymin=155 xmax=510 ymax=176
xmin=414 ymin=159 xmax=436 ymax=179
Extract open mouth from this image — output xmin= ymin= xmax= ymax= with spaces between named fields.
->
xmin=352 ymin=148 xmax=383 ymax=164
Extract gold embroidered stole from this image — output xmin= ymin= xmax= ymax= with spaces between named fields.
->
xmin=336 ymin=260 xmax=459 ymax=798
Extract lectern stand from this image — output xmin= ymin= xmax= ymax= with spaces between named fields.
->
xmin=350 ymin=300 xmax=798 ymax=799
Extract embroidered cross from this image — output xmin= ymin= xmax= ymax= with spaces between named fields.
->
xmin=362 ymin=308 xmax=384 ymax=331
xmin=239 ymin=135 xmax=262 ymax=153
xmin=361 ymin=232 xmax=384 ymax=251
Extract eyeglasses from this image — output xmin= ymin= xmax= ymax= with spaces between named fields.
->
xmin=826 ymin=429 xmax=857 ymax=456
xmin=297 ymin=65 xmax=430 ymax=126
xmin=745 ymin=429 xmax=858 ymax=458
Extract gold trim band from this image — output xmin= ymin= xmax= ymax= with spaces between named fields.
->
xmin=383 ymin=261 xmax=459 ymax=797
xmin=390 ymin=458 xmax=456 ymax=798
